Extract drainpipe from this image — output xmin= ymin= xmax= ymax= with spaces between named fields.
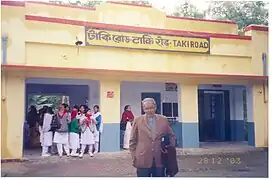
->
xmin=262 ymin=53 xmax=268 ymax=103
xmin=1 ymin=35 xmax=8 ymax=100
xmin=2 ymin=35 xmax=8 ymax=64
xmin=262 ymin=53 xmax=267 ymax=76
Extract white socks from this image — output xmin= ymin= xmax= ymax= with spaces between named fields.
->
xmin=79 ymin=144 xmax=94 ymax=157
xmin=42 ymin=146 xmax=49 ymax=156
xmin=94 ymin=142 xmax=99 ymax=154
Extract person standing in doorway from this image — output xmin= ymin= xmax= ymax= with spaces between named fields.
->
xmin=53 ymin=103 xmax=71 ymax=157
xmin=40 ymin=107 xmax=54 ymax=157
xmin=69 ymin=105 xmax=80 ymax=157
xmin=27 ymin=105 xmax=39 ymax=148
xmin=129 ymin=98 xmax=176 ymax=177
xmin=92 ymin=105 xmax=103 ymax=154
xmin=79 ymin=108 xmax=96 ymax=158
xmin=121 ymin=105 xmax=134 ymax=149
xmin=38 ymin=106 xmax=48 ymax=149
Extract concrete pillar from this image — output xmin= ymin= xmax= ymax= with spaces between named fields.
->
xmin=1 ymin=72 xmax=25 ymax=159
xmin=99 ymin=80 xmax=121 ymax=152
xmin=246 ymin=84 xmax=268 ymax=147
xmin=230 ymin=87 xmax=245 ymax=141
xmin=252 ymin=84 xmax=268 ymax=147
xmin=178 ymin=84 xmax=199 ymax=148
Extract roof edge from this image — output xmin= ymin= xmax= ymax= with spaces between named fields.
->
xmin=166 ymin=15 xmax=236 ymax=25
xmin=244 ymin=25 xmax=268 ymax=32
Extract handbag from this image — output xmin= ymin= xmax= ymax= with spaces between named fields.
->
xmin=161 ymin=134 xmax=179 ymax=177
xmin=50 ymin=114 xmax=61 ymax=131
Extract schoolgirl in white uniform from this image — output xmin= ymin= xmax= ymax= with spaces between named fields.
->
xmin=53 ymin=104 xmax=71 ymax=157
xmin=77 ymin=105 xmax=86 ymax=146
xmin=79 ymin=108 xmax=96 ymax=158
xmin=92 ymin=105 xmax=103 ymax=154
xmin=40 ymin=107 xmax=54 ymax=157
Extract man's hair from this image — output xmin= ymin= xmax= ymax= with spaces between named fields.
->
xmin=142 ymin=98 xmax=156 ymax=106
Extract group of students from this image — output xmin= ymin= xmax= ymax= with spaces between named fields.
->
xmin=37 ymin=103 xmax=102 ymax=158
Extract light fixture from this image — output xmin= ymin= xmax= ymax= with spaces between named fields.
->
xmin=75 ymin=36 xmax=83 ymax=55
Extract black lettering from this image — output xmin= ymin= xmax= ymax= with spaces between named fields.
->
xmin=142 ymin=35 xmax=154 ymax=44
xmin=155 ymin=36 xmax=170 ymax=46
xmin=204 ymin=42 xmax=209 ymax=48
xmin=132 ymin=36 xmax=142 ymax=44
xmin=112 ymin=35 xmax=130 ymax=43
xmin=173 ymin=40 xmax=177 ymax=47
xmin=195 ymin=41 xmax=199 ymax=48
xmin=187 ymin=41 xmax=189 ymax=47
xmin=199 ymin=42 xmax=204 ymax=48
xmin=86 ymin=29 xmax=101 ymax=40
xmin=181 ymin=40 xmax=187 ymax=47
xmin=177 ymin=40 xmax=182 ymax=47
xmin=190 ymin=41 xmax=194 ymax=48
xmin=98 ymin=31 xmax=111 ymax=41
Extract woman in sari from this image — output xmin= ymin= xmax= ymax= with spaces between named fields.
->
xmin=121 ymin=105 xmax=134 ymax=149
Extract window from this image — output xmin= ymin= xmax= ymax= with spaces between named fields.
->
xmin=173 ymin=103 xmax=178 ymax=117
xmin=162 ymin=102 xmax=178 ymax=117
xmin=162 ymin=103 xmax=172 ymax=117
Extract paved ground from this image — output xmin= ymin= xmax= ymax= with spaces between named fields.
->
xmin=1 ymin=149 xmax=268 ymax=177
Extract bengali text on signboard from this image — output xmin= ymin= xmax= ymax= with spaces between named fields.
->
xmin=85 ymin=27 xmax=210 ymax=54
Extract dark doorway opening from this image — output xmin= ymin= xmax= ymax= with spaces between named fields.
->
xmin=24 ymin=83 xmax=89 ymax=156
xmin=198 ymin=90 xmax=231 ymax=142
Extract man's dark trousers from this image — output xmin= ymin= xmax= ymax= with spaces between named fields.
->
xmin=136 ymin=159 xmax=164 ymax=177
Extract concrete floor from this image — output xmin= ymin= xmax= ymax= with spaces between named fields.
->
xmin=1 ymin=142 xmax=268 ymax=177
xmin=21 ymin=141 xmax=256 ymax=158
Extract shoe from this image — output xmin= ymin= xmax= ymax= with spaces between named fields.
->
xmin=79 ymin=153 xmax=83 ymax=158
xmin=66 ymin=153 xmax=70 ymax=157
xmin=41 ymin=153 xmax=51 ymax=157
xmin=51 ymin=151 xmax=58 ymax=155
xmin=59 ymin=154 xmax=63 ymax=157
xmin=71 ymin=153 xmax=79 ymax=157
xmin=93 ymin=151 xmax=98 ymax=155
xmin=89 ymin=152 xmax=94 ymax=157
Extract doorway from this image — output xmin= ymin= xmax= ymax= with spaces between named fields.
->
xmin=141 ymin=92 xmax=161 ymax=114
xmin=23 ymin=80 xmax=92 ymax=157
xmin=198 ymin=90 xmax=231 ymax=142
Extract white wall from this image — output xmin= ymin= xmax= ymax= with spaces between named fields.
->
xmin=88 ymin=82 xmax=100 ymax=108
xmin=120 ymin=82 xmax=178 ymax=117
xmin=231 ymin=87 xmax=245 ymax=120
xmin=246 ymin=85 xmax=253 ymax=123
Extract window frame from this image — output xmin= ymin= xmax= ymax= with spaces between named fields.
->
xmin=162 ymin=102 xmax=179 ymax=118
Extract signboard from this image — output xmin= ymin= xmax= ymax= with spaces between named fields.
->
xmin=85 ymin=27 xmax=210 ymax=54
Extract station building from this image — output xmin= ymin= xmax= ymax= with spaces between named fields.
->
xmin=1 ymin=1 xmax=268 ymax=160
